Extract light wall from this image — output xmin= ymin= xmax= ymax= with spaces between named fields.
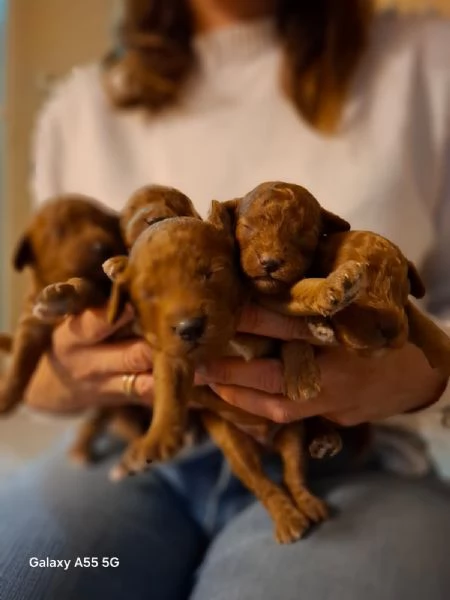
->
xmin=2 ymin=0 xmax=111 ymax=329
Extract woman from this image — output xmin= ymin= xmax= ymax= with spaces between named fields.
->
xmin=1 ymin=0 xmax=450 ymax=598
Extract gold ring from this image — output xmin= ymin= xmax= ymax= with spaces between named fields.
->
xmin=122 ymin=373 xmax=138 ymax=398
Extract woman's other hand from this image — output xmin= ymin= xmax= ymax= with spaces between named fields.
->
xmin=196 ymin=304 xmax=447 ymax=425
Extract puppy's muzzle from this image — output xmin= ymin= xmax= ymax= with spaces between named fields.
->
xmin=260 ymin=256 xmax=283 ymax=275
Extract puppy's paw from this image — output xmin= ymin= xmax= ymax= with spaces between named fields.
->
xmin=112 ymin=428 xmax=184 ymax=478
xmin=110 ymin=437 xmax=150 ymax=477
xmin=307 ymin=317 xmax=336 ymax=345
xmin=271 ymin=502 xmax=309 ymax=544
xmin=34 ymin=282 xmax=78 ymax=321
xmin=291 ymin=487 xmax=329 ymax=524
xmin=285 ymin=371 xmax=320 ymax=403
xmin=103 ymin=256 xmax=127 ymax=281
xmin=140 ymin=427 xmax=185 ymax=463
xmin=317 ymin=261 xmax=367 ymax=316
xmin=309 ymin=432 xmax=343 ymax=460
xmin=282 ymin=340 xmax=321 ymax=403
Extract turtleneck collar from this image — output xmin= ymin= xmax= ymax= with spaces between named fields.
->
xmin=193 ymin=17 xmax=278 ymax=72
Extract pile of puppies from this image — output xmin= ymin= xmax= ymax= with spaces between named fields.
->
xmin=1 ymin=181 xmax=450 ymax=544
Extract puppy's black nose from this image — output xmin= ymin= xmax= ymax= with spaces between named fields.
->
xmin=175 ymin=317 xmax=206 ymax=343
xmin=91 ymin=241 xmax=113 ymax=260
xmin=260 ymin=257 xmax=282 ymax=274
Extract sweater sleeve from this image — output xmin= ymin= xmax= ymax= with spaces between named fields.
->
xmin=416 ymin=142 xmax=450 ymax=415
xmin=408 ymin=18 xmax=450 ymax=415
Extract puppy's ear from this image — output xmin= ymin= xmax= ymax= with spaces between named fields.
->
xmin=107 ymin=279 xmax=130 ymax=325
xmin=13 ymin=234 xmax=34 ymax=271
xmin=103 ymin=256 xmax=129 ymax=282
xmin=320 ymin=208 xmax=351 ymax=234
xmin=103 ymin=256 xmax=130 ymax=324
xmin=208 ymin=199 xmax=239 ymax=241
xmin=407 ymin=261 xmax=426 ymax=299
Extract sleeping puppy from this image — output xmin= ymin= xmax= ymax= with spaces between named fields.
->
xmin=220 ymin=181 xmax=367 ymax=457
xmin=121 ymin=184 xmax=202 ymax=247
xmin=308 ymin=231 xmax=450 ymax=373
xmin=104 ymin=204 xmax=329 ymax=543
xmin=0 ymin=195 xmax=126 ymax=414
xmin=221 ymin=181 xmax=366 ymax=403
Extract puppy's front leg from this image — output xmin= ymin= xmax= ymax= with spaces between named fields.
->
xmin=0 ymin=314 xmax=53 ymax=413
xmin=34 ymin=277 xmax=106 ymax=321
xmin=281 ymin=340 xmax=321 ymax=402
xmin=112 ymin=352 xmax=191 ymax=477
xmin=262 ymin=261 xmax=367 ymax=317
xmin=201 ymin=411 xmax=309 ymax=544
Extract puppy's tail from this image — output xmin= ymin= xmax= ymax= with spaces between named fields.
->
xmin=406 ymin=300 xmax=450 ymax=375
xmin=0 ymin=334 xmax=13 ymax=354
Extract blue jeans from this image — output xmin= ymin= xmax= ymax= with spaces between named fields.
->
xmin=0 ymin=435 xmax=450 ymax=600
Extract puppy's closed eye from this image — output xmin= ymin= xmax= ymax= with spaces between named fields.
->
xmin=198 ymin=268 xmax=213 ymax=282
xmin=197 ymin=263 xmax=227 ymax=282
xmin=144 ymin=216 xmax=167 ymax=227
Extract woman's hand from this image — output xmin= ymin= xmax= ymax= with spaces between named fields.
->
xmin=196 ymin=305 xmax=448 ymax=425
xmin=26 ymin=306 xmax=154 ymax=413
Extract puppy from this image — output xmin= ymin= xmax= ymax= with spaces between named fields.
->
xmin=221 ymin=181 xmax=367 ymax=457
xmin=222 ymin=181 xmax=366 ymax=401
xmin=121 ymin=184 xmax=201 ymax=247
xmin=105 ymin=202 xmax=329 ymax=543
xmin=308 ymin=231 xmax=450 ymax=372
xmin=0 ymin=195 xmax=137 ymax=466
xmin=0 ymin=195 xmax=126 ymax=413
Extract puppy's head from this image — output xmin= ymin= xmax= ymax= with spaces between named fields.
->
xmin=14 ymin=195 xmax=126 ymax=289
xmin=233 ymin=181 xmax=350 ymax=294
xmin=121 ymin=185 xmax=201 ymax=248
xmin=107 ymin=213 xmax=241 ymax=362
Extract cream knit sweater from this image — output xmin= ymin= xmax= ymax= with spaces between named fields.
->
xmin=31 ymin=15 xmax=450 ymax=476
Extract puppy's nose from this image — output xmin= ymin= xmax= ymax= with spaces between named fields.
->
xmin=260 ymin=256 xmax=282 ymax=274
xmin=91 ymin=241 xmax=113 ymax=260
xmin=175 ymin=317 xmax=206 ymax=343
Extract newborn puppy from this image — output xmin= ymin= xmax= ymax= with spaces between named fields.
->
xmin=107 ymin=213 xmax=242 ymax=465
xmin=229 ymin=181 xmax=363 ymax=306
xmin=223 ymin=181 xmax=365 ymax=402
xmin=222 ymin=181 xmax=364 ymax=458
xmin=310 ymin=231 xmax=450 ymax=372
xmin=121 ymin=184 xmax=201 ymax=248
xmin=0 ymin=195 xmax=126 ymax=417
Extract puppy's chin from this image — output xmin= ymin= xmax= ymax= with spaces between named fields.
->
xmin=250 ymin=276 xmax=288 ymax=296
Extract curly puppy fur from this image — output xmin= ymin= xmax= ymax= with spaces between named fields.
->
xmin=105 ymin=203 xmax=328 ymax=543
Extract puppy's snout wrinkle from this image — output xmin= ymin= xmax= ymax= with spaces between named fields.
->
xmin=174 ymin=316 xmax=207 ymax=343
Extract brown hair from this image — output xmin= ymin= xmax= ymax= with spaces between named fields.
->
xmin=104 ymin=0 xmax=373 ymax=133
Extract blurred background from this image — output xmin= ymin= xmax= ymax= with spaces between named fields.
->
xmin=0 ymin=1 xmax=113 ymax=476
